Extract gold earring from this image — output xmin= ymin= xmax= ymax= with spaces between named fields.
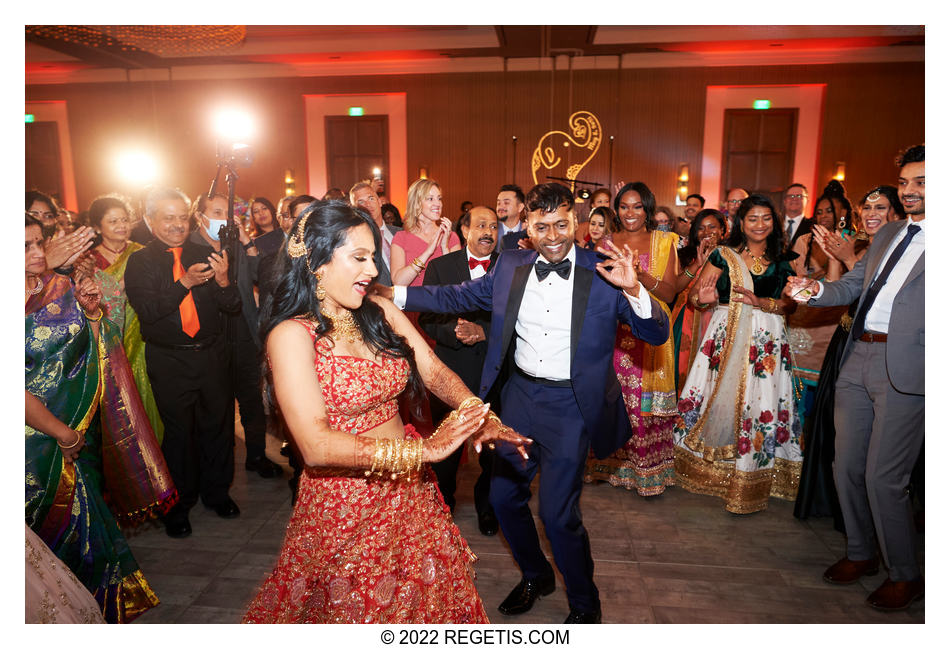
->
xmin=315 ymin=271 xmax=327 ymax=301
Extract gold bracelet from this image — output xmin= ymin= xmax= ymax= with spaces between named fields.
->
xmin=457 ymin=396 xmax=484 ymax=411
xmin=84 ymin=307 xmax=104 ymax=322
xmin=57 ymin=429 xmax=82 ymax=450
xmin=411 ymin=257 xmax=426 ymax=272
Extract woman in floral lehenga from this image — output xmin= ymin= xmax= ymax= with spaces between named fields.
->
xmin=585 ymin=182 xmax=679 ymax=496
xmin=87 ymin=194 xmax=164 ymax=443
xmin=25 ymin=215 xmax=176 ymax=622
xmin=673 ymin=195 xmax=802 ymax=514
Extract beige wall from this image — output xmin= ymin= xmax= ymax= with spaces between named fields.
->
xmin=26 ymin=61 xmax=924 ymax=216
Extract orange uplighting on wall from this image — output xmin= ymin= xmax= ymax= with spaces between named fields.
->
xmin=834 ymin=162 xmax=846 ymax=182
xmin=419 ymin=166 xmax=428 ymax=179
xmin=676 ymin=164 xmax=690 ymax=203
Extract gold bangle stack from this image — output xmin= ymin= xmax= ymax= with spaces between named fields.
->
xmin=84 ymin=307 xmax=104 ymax=322
xmin=411 ymin=257 xmax=426 ymax=272
xmin=365 ymin=437 xmax=424 ymax=480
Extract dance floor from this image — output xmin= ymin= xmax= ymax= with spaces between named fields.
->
xmin=127 ymin=421 xmax=924 ymax=624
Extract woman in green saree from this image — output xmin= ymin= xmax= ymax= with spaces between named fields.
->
xmin=87 ymin=194 xmax=164 ymax=443
xmin=26 ymin=214 xmax=175 ymax=623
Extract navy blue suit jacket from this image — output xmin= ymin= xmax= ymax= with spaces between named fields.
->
xmin=405 ymin=245 xmax=670 ymax=458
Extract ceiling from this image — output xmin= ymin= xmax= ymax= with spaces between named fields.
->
xmin=26 ymin=25 xmax=925 ymax=84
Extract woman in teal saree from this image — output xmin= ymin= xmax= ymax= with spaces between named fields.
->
xmin=25 ymin=215 xmax=176 ymax=623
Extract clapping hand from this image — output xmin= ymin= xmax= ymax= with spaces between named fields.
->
xmin=594 ymin=240 xmax=640 ymax=293
xmin=695 ymin=274 xmax=718 ymax=306
xmin=75 ymin=275 xmax=102 ymax=315
xmin=44 ymin=226 xmax=96 ymax=270
xmin=813 ymin=224 xmax=856 ymax=265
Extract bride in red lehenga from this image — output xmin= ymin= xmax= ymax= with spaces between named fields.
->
xmin=243 ymin=201 xmax=530 ymax=624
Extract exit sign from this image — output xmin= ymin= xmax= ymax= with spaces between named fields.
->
xmin=753 ymin=100 xmax=771 ymax=110
xmin=348 ymin=106 xmax=365 ymax=116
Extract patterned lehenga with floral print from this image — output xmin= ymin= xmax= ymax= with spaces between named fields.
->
xmin=243 ymin=318 xmax=488 ymax=624
xmin=672 ymin=247 xmax=803 ymax=513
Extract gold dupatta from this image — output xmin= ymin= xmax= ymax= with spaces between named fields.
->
xmin=640 ymin=230 xmax=678 ymax=415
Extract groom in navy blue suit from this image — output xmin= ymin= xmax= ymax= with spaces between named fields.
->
xmin=393 ymin=183 xmax=669 ymax=623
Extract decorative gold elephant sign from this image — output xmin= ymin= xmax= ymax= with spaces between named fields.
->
xmin=530 ymin=111 xmax=602 ymax=194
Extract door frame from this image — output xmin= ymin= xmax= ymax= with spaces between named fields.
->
xmin=304 ymin=93 xmax=407 ymax=212
xmin=700 ymin=84 xmax=825 ymax=209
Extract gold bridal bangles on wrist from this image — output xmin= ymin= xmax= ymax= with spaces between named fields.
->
xmin=365 ymin=438 xmax=424 ymax=480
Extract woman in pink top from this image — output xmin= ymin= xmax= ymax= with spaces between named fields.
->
xmin=391 ymin=179 xmax=461 ymax=287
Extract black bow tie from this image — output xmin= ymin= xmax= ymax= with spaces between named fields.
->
xmin=535 ymin=258 xmax=572 ymax=281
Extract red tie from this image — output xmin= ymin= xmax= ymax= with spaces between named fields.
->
xmin=168 ymin=247 xmax=201 ymax=338
xmin=468 ymin=258 xmax=490 ymax=271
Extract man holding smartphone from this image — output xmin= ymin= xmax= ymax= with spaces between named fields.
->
xmin=125 ymin=186 xmax=243 ymax=538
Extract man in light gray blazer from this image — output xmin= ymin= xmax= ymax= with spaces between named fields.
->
xmin=350 ymin=181 xmax=401 ymax=286
xmin=784 ymin=144 xmax=925 ymax=611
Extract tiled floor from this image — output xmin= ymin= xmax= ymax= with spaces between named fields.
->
xmin=128 ymin=427 xmax=924 ymax=624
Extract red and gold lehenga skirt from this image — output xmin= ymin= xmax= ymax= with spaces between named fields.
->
xmin=243 ymin=428 xmax=489 ymax=624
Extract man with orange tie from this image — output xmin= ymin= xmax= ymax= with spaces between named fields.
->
xmin=125 ymin=186 xmax=242 ymax=538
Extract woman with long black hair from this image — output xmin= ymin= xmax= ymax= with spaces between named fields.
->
xmin=672 ymin=194 xmax=803 ymax=513
xmin=243 ymin=200 xmax=528 ymax=623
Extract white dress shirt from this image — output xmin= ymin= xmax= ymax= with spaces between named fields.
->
xmin=380 ymin=225 xmax=395 ymax=270
xmin=785 ymin=213 xmax=805 ymax=239
xmin=813 ymin=218 xmax=924 ymax=333
xmin=393 ymin=246 xmax=653 ymax=380
xmin=467 ymin=250 xmax=492 ymax=280
xmin=501 ymin=220 xmax=523 ymax=237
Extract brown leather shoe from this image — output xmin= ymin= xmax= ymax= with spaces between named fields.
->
xmin=823 ymin=556 xmax=879 ymax=585
xmin=867 ymin=578 xmax=924 ymax=611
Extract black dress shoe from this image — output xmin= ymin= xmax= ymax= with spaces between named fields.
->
xmin=477 ymin=510 xmax=499 ymax=536
xmin=163 ymin=512 xmax=192 ymax=538
xmin=564 ymin=608 xmax=601 ymax=624
xmin=207 ymin=497 xmax=240 ymax=519
xmin=245 ymin=455 xmax=284 ymax=479
xmin=498 ymin=572 xmax=556 ymax=615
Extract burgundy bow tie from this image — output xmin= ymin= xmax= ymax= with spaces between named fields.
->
xmin=468 ymin=258 xmax=490 ymax=271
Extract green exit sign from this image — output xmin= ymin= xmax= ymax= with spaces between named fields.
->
xmin=753 ymin=99 xmax=771 ymax=110
xmin=348 ymin=106 xmax=365 ymax=117
xmin=25 ymin=114 xmax=35 ymax=123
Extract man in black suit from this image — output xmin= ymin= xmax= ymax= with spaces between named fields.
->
xmin=782 ymin=182 xmax=813 ymax=247
xmin=496 ymin=184 xmax=528 ymax=251
xmin=124 ymin=187 xmax=242 ymax=538
xmin=420 ymin=206 xmax=500 ymax=536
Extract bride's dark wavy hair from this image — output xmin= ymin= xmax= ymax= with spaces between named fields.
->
xmin=259 ymin=199 xmax=425 ymax=416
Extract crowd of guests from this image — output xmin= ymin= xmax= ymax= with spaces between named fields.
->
xmin=26 ymin=143 xmax=924 ymax=623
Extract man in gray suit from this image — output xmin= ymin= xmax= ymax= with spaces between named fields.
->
xmin=350 ymin=181 xmax=401 ymax=286
xmin=784 ymin=144 xmax=925 ymax=611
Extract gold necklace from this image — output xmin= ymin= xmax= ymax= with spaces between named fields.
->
xmin=320 ymin=308 xmax=362 ymax=343
xmin=744 ymin=247 xmax=766 ymax=275
xmin=27 ymin=276 xmax=44 ymax=296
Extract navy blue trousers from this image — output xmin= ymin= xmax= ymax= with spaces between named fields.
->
xmin=489 ymin=372 xmax=599 ymax=613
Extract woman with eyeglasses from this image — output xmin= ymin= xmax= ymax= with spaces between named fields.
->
xmin=584 ymin=182 xmax=679 ymax=497
xmin=793 ymin=186 xmax=907 ymax=526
